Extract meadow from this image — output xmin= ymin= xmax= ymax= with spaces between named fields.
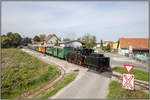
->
xmin=1 ymin=48 xmax=59 ymax=99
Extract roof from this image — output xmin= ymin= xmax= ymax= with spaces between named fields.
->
xmin=103 ymin=41 xmax=114 ymax=48
xmin=43 ymin=34 xmax=60 ymax=42
xmin=119 ymin=38 xmax=149 ymax=50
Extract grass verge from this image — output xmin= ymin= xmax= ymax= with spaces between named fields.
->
xmin=107 ymin=81 xmax=149 ymax=99
xmin=114 ymin=67 xmax=149 ymax=82
xmin=1 ymin=48 xmax=59 ymax=99
xmin=40 ymin=73 xmax=77 ymax=99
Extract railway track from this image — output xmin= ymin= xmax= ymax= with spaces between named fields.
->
xmin=17 ymin=49 xmax=66 ymax=98
xmin=112 ymin=72 xmax=149 ymax=91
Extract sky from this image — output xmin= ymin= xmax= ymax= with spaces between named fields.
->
xmin=2 ymin=1 xmax=149 ymax=42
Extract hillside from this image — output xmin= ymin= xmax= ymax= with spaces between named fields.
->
xmin=1 ymin=48 xmax=59 ymax=99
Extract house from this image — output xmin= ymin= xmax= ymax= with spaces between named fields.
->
xmin=118 ymin=38 xmax=149 ymax=56
xmin=42 ymin=34 xmax=60 ymax=46
xmin=59 ymin=40 xmax=82 ymax=48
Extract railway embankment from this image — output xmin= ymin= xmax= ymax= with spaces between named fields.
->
xmin=1 ymin=48 xmax=59 ymax=99
xmin=19 ymin=48 xmax=79 ymax=98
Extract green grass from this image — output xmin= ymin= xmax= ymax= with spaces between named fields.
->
xmin=40 ymin=73 xmax=77 ymax=99
xmin=114 ymin=67 xmax=149 ymax=82
xmin=107 ymin=81 xmax=149 ymax=99
xmin=1 ymin=48 xmax=59 ymax=99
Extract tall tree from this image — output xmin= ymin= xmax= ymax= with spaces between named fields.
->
xmin=54 ymin=40 xmax=59 ymax=46
xmin=13 ymin=33 xmax=22 ymax=47
xmin=100 ymin=40 xmax=103 ymax=50
xmin=80 ymin=34 xmax=97 ymax=49
xmin=33 ymin=35 xmax=40 ymax=42
xmin=1 ymin=35 xmax=10 ymax=48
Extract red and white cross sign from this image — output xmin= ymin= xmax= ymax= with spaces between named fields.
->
xmin=122 ymin=74 xmax=134 ymax=90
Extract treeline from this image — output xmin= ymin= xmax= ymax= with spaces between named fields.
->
xmin=1 ymin=32 xmax=32 ymax=48
xmin=33 ymin=34 xmax=46 ymax=42
xmin=1 ymin=32 xmax=22 ymax=48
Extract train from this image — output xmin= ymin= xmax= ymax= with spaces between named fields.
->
xmin=29 ymin=45 xmax=110 ymax=72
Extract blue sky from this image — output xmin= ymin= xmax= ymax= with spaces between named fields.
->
xmin=2 ymin=1 xmax=149 ymax=41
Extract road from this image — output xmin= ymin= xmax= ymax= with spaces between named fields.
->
xmin=105 ymin=53 xmax=149 ymax=72
xmin=51 ymin=71 xmax=110 ymax=99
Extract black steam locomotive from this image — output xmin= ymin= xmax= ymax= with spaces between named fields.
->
xmin=66 ymin=47 xmax=110 ymax=72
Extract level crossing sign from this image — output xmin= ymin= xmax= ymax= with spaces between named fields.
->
xmin=122 ymin=74 xmax=134 ymax=90
xmin=122 ymin=65 xmax=135 ymax=90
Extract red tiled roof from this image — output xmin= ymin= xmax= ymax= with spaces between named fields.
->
xmin=43 ymin=34 xmax=56 ymax=42
xmin=119 ymin=38 xmax=149 ymax=50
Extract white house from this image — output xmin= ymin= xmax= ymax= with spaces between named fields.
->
xmin=42 ymin=34 xmax=60 ymax=46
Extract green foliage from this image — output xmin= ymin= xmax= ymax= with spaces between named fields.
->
xmin=101 ymin=44 xmax=111 ymax=52
xmin=1 ymin=35 xmax=10 ymax=48
xmin=114 ymin=67 xmax=149 ymax=82
xmin=40 ymin=73 xmax=77 ymax=99
xmin=1 ymin=48 xmax=59 ymax=99
xmin=79 ymin=34 xmax=96 ymax=49
xmin=107 ymin=81 xmax=149 ymax=99
xmin=39 ymin=34 xmax=46 ymax=42
xmin=1 ymin=32 xmax=22 ymax=48
xmin=54 ymin=40 xmax=59 ymax=46
xmin=33 ymin=35 xmax=40 ymax=42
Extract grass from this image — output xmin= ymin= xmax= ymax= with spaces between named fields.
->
xmin=107 ymin=81 xmax=149 ymax=99
xmin=1 ymin=48 xmax=59 ymax=99
xmin=40 ymin=73 xmax=77 ymax=99
xmin=114 ymin=67 xmax=149 ymax=82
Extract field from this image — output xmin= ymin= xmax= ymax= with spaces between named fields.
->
xmin=1 ymin=48 xmax=59 ymax=99
xmin=107 ymin=81 xmax=149 ymax=99
xmin=114 ymin=67 xmax=149 ymax=82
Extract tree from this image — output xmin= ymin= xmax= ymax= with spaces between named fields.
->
xmin=33 ymin=35 xmax=40 ymax=42
xmin=7 ymin=32 xmax=15 ymax=47
xmin=39 ymin=34 xmax=46 ymax=42
xmin=1 ymin=32 xmax=22 ymax=48
xmin=54 ymin=40 xmax=59 ymax=46
xmin=100 ymin=40 xmax=103 ymax=50
xmin=13 ymin=33 xmax=22 ymax=47
xmin=80 ymin=34 xmax=97 ymax=49
xmin=1 ymin=35 xmax=10 ymax=48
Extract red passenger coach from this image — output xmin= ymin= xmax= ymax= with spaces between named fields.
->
xmin=42 ymin=46 xmax=46 ymax=53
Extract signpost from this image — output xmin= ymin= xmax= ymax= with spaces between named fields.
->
xmin=122 ymin=65 xmax=135 ymax=90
